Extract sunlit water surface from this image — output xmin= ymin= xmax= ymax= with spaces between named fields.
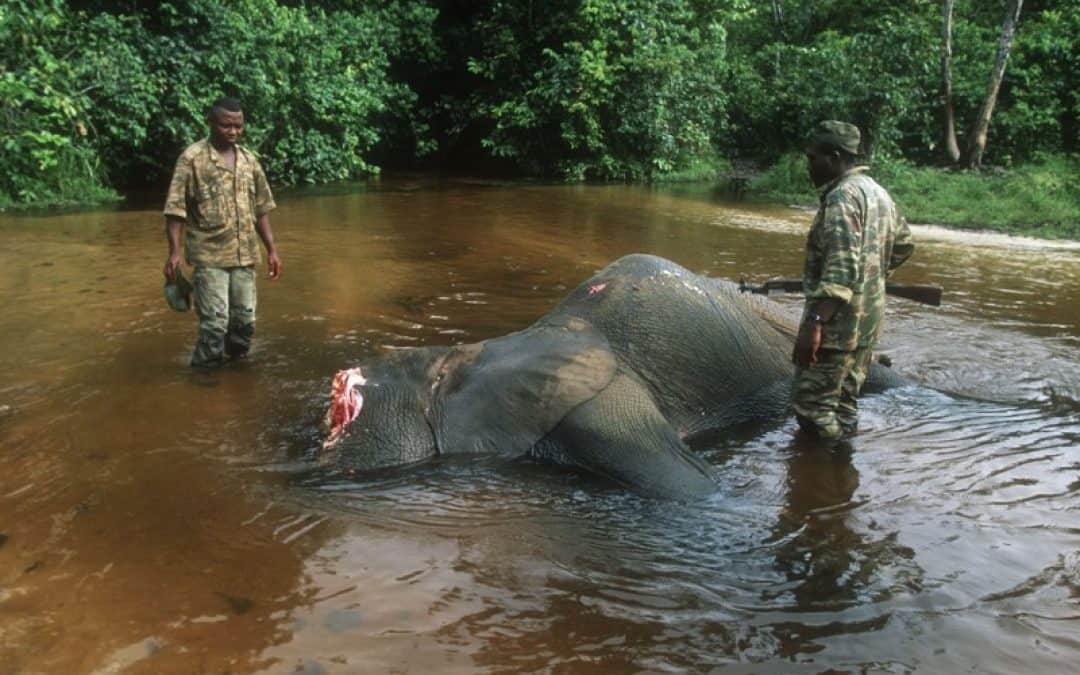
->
xmin=1 ymin=178 xmax=1078 ymax=674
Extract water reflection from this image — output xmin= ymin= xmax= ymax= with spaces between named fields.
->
xmin=771 ymin=440 xmax=866 ymax=610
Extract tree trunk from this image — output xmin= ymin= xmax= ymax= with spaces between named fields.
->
xmin=771 ymin=1 xmax=788 ymax=40
xmin=941 ymin=0 xmax=960 ymax=163
xmin=963 ymin=0 xmax=1024 ymax=169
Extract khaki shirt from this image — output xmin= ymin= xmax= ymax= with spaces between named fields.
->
xmin=803 ymin=167 xmax=914 ymax=351
xmin=163 ymin=139 xmax=276 ymax=268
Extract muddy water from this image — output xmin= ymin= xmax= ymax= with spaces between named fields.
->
xmin=1 ymin=177 xmax=1078 ymax=674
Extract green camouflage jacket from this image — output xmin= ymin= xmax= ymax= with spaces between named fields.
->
xmin=163 ymin=139 xmax=276 ymax=268
xmin=803 ymin=166 xmax=914 ymax=351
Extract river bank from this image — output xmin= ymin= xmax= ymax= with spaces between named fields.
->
xmin=5 ymin=153 xmax=1077 ymax=242
xmin=745 ymin=152 xmax=1080 ymax=240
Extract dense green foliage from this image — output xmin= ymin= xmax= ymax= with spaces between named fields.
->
xmin=458 ymin=0 xmax=731 ymax=180
xmin=724 ymin=0 xmax=1078 ymax=163
xmin=0 ymin=1 xmax=149 ymax=206
xmin=2 ymin=0 xmax=1077 ymax=232
xmin=142 ymin=0 xmax=439 ymax=185
xmin=0 ymin=0 xmax=436 ymax=207
xmin=750 ymin=153 xmax=1080 ymax=238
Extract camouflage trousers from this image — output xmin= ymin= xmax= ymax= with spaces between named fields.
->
xmin=191 ymin=266 xmax=257 ymax=368
xmin=792 ymin=346 xmax=873 ymax=440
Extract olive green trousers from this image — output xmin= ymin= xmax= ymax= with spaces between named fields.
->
xmin=792 ymin=346 xmax=873 ymax=440
xmin=190 ymin=266 xmax=257 ymax=368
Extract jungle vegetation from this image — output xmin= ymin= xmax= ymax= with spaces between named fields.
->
xmin=1 ymin=0 xmax=1076 ymax=234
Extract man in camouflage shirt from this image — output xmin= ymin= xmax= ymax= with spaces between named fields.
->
xmin=163 ymin=97 xmax=282 ymax=368
xmin=792 ymin=120 xmax=914 ymax=440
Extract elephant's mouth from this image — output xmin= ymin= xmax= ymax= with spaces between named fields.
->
xmin=322 ymin=367 xmax=367 ymax=449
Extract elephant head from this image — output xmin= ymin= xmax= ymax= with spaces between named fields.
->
xmin=322 ymin=345 xmax=449 ymax=471
xmin=322 ymin=324 xmax=621 ymax=472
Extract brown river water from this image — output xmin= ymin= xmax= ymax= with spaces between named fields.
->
xmin=1 ymin=177 xmax=1078 ymax=674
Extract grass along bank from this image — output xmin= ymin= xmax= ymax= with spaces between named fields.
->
xmin=748 ymin=153 xmax=1080 ymax=240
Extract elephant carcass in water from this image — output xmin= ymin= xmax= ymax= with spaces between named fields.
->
xmin=320 ymin=254 xmax=901 ymax=499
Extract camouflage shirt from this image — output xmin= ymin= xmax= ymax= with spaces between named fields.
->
xmin=163 ymin=138 xmax=276 ymax=268
xmin=803 ymin=167 xmax=914 ymax=351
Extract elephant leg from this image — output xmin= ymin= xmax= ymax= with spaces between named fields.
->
xmin=537 ymin=374 xmax=717 ymax=500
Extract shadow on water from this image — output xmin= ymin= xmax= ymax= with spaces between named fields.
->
xmin=0 ymin=176 xmax=1078 ymax=673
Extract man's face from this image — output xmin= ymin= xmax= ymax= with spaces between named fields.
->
xmin=805 ymin=143 xmax=840 ymax=188
xmin=209 ymin=109 xmax=244 ymax=146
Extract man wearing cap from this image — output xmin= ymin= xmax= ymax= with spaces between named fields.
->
xmin=792 ymin=120 xmax=914 ymax=440
xmin=162 ymin=96 xmax=282 ymax=369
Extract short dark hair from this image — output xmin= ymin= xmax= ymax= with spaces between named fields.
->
xmin=208 ymin=97 xmax=243 ymax=119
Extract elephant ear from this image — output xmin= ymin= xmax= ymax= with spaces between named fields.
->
xmin=432 ymin=325 xmax=617 ymax=456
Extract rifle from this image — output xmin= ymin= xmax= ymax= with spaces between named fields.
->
xmin=738 ymin=278 xmax=942 ymax=306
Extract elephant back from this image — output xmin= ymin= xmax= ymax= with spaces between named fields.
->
xmin=539 ymin=255 xmax=797 ymax=434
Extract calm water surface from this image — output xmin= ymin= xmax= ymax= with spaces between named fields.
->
xmin=1 ymin=177 xmax=1078 ymax=674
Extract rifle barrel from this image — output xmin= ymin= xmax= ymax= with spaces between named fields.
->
xmin=750 ymin=279 xmax=942 ymax=306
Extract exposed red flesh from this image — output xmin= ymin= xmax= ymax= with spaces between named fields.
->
xmin=323 ymin=367 xmax=367 ymax=449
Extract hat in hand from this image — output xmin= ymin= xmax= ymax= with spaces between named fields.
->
xmin=164 ymin=269 xmax=194 ymax=312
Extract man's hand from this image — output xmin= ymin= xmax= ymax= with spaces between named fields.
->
xmin=163 ymin=253 xmax=182 ymax=281
xmin=267 ymin=250 xmax=282 ymax=281
xmin=164 ymin=218 xmax=184 ymax=281
xmin=794 ymin=318 xmax=823 ymax=368
xmin=255 ymin=214 xmax=280 ymax=280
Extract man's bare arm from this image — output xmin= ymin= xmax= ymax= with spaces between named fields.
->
xmin=255 ymin=213 xmax=281 ymax=280
xmin=164 ymin=217 xmax=184 ymax=281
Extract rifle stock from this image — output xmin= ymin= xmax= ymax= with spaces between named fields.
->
xmin=747 ymin=279 xmax=942 ymax=306
xmin=883 ymin=282 xmax=942 ymax=306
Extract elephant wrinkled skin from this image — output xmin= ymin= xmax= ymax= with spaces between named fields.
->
xmin=321 ymin=254 xmax=905 ymax=498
